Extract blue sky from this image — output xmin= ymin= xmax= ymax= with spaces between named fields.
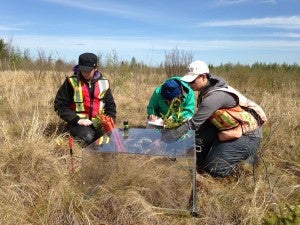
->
xmin=1 ymin=0 xmax=300 ymax=66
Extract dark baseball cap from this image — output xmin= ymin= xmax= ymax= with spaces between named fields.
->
xmin=161 ymin=79 xmax=181 ymax=101
xmin=78 ymin=53 xmax=98 ymax=72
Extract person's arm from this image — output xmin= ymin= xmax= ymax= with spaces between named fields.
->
xmin=103 ymin=88 xmax=117 ymax=122
xmin=187 ymin=91 xmax=237 ymax=130
xmin=54 ymin=79 xmax=80 ymax=124
xmin=179 ymin=90 xmax=195 ymax=121
xmin=161 ymin=91 xmax=237 ymax=142
xmin=147 ymin=87 xmax=161 ymax=117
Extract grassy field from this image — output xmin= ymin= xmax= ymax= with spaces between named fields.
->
xmin=0 ymin=65 xmax=299 ymax=225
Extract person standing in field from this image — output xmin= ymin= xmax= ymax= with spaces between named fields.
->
xmin=54 ymin=52 xmax=116 ymax=145
xmin=147 ymin=76 xmax=195 ymax=127
xmin=162 ymin=60 xmax=267 ymax=177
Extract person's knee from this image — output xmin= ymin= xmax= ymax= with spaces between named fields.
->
xmin=69 ymin=125 xmax=98 ymax=145
xmin=82 ymin=132 xmax=96 ymax=145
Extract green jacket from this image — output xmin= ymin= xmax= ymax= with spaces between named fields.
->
xmin=147 ymin=76 xmax=195 ymax=122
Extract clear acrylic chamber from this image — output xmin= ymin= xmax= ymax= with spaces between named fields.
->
xmin=82 ymin=128 xmax=198 ymax=216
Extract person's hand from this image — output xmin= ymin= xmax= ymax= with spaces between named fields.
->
xmin=167 ymin=116 xmax=173 ymax=122
xmin=78 ymin=119 xmax=93 ymax=126
xmin=148 ymin=114 xmax=157 ymax=121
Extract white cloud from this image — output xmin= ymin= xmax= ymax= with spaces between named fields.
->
xmin=42 ymin=0 xmax=158 ymax=21
xmin=199 ymin=16 xmax=300 ymax=29
xmin=217 ymin=0 xmax=250 ymax=5
xmin=258 ymin=0 xmax=277 ymax=4
xmin=0 ymin=25 xmax=22 ymax=31
xmin=259 ymin=32 xmax=300 ymax=38
xmin=216 ymin=0 xmax=277 ymax=5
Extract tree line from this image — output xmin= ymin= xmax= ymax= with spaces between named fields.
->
xmin=0 ymin=38 xmax=299 ymax=75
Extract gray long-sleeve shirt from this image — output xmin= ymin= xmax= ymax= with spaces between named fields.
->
xmin=185 ymin=75 xmax=262 ymax=138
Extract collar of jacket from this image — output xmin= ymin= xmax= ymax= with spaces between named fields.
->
xmin=78 ymin=71 xmax=103 ymax=84
xmin=199 ymin=75 xmax=228 ymax=97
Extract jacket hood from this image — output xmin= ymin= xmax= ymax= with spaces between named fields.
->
xmin=200 ymin=74 xmax=228 ymax=96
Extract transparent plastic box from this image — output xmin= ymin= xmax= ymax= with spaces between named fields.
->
xmin=82 ymin=128 xmax=198 ymax=216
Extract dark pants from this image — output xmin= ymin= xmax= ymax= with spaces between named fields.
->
xmin=68 ymin=124 xmax=102 ymax=146
xmin=196 ymin=121 xmax=260 ymax=177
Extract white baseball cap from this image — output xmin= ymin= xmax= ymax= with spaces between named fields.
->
xmin=181 ymin=60 xmax=209 ymax=83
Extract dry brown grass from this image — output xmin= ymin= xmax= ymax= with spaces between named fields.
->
xmin=0 ymin=68 xmax=299 ymax=225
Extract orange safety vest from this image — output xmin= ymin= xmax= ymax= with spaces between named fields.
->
xmin=206 ymin=87 xmax=267 ymax=140
xmin=68 ymin=75 xmax=109 ymax=125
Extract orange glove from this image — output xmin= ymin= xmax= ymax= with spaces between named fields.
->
xmin=100 ymin=115 xmax=115 ymax=133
